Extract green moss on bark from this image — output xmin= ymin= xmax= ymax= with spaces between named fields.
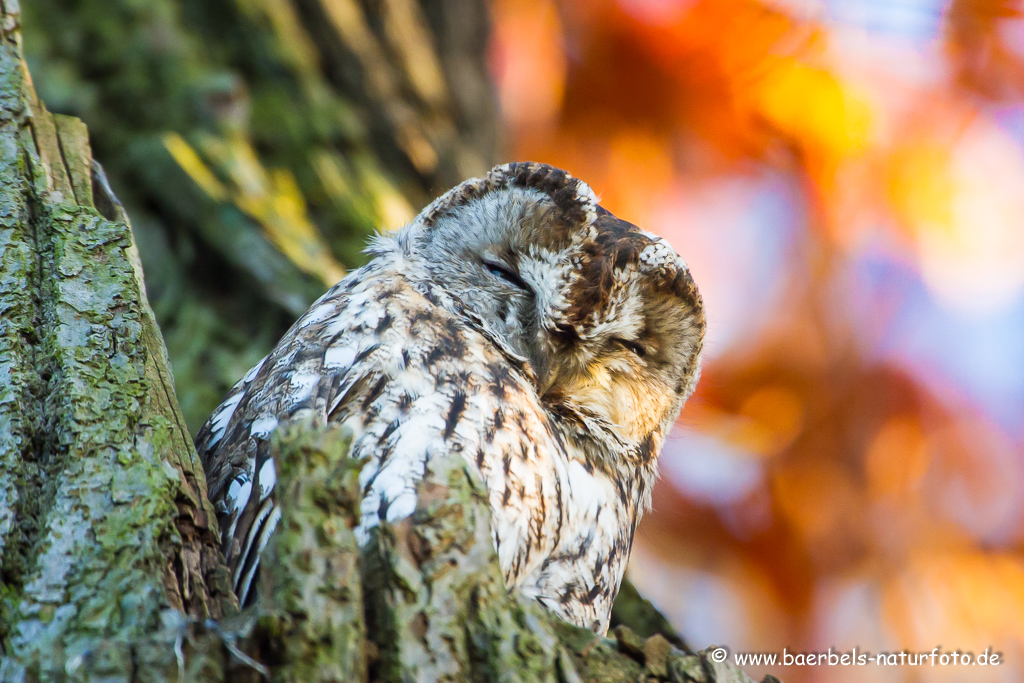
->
xmin=254 ymin=422 xmax=769 ymax=683
xmin=0 ymin=5 xmax=232 ymax=677
xmin=259 ymin=422 xmax=367 ymax=682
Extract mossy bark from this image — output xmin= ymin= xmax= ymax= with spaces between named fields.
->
xmin=0 ymin=3 xmax=234 ymax=679
xmin=2 ymin=3 xmax=776 ymax=682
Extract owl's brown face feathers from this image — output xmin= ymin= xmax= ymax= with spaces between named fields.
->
xmin=404 ymin=162 xmax=705 ymax=462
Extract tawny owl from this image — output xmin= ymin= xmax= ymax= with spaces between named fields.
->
xmin=195 ymin=162 xmax=705 ymax=634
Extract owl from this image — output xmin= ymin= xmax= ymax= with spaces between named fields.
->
xmin=195 ymin=162 xmax=705 ymax=634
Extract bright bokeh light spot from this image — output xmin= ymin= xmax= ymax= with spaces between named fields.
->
xmin=891 ymin=118 xmax=1024 ymax=313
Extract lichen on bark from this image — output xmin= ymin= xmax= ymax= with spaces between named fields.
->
xmin=256 ymin=421 xmax=367 ymax=681
xmin=0 ymin=4 xmax=232 ymax=678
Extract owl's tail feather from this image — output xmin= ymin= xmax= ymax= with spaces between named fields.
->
xmin=235 ymin=499 xmax=282 ymax=606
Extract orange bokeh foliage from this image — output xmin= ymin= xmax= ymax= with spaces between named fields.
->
xmin=492 ymin=1 xmax=1024 ymax=681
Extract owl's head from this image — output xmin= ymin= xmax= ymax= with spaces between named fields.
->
xmin=396 ymin=162 xmax=705 ymax=463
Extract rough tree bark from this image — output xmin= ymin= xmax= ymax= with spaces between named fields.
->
xmin=1 ymin=2 xmax=778 ymax=682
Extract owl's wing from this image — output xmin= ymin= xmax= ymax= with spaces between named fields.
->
xmin=198 ymin=258 xmax=566 ymax=607
xmin=195 ymin=268 xmax=395 ymax=604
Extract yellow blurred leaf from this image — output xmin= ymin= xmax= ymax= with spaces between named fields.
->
xmin=887 ymin=140 xmax=955 ymax=237
xmin=163 ymin=132 xmax=228 ymax=202
xmin=755 ymin=58 xmax=874 ymax=157
xmin=166 ymin=132 xmax=346 ymax=287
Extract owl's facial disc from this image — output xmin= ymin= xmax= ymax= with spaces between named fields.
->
xmin=412 ymin=164 xmax=704 ymax=452
xmin=523 ymin=209 xmax=704 ymax=448
xmin=539 ymin=277 xmax=703 ymax=446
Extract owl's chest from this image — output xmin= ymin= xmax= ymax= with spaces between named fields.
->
xmin=321 ymin=288 xmax=635 ymax=633
xmin=499 ymin=452 xmax=635 ymax=634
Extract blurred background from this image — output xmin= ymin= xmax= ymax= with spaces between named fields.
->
xmin=24 ymin=0 xmax=1024 ymax=681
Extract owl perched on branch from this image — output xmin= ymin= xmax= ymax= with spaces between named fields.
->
xmin=196 ymin=162 xmax=705 ymax=634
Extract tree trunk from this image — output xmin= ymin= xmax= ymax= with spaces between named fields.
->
xmin=0 ymin=4 xmax=235 ymax=678
xmin=1 ymin=2 xmax=775 ymax=681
